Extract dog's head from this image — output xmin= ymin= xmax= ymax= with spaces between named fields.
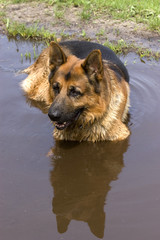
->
xmin=48 ymin=41 xmax=108 ymax=130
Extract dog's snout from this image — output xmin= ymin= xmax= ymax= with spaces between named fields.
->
xmin=48 ymin=109 xmax=61 ymax=122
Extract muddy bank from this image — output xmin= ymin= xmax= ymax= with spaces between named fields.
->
xmin=0 ymin=2 xmax=160 ymax=53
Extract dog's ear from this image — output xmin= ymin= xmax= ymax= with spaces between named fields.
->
xmin=81 ymin=50 xmax=103 ymax=82
xmin=49 ymin=41 xmax=67 ymax=71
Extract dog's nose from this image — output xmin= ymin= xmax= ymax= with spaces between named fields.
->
xmin=48 ymin=109 xmax=61 ymax=121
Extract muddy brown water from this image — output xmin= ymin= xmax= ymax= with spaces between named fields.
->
xmin=0 ymin=35 xmax=160 ymax=240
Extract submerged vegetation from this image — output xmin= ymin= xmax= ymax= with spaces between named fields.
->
xmin=20 ymin=46 xmax=38 ymax=63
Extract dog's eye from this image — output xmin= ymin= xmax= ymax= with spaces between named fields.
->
xmin=52 ymin=82 xmax=60 ymax=95
xmin=69 ymin=86 xmax=82 ymax=98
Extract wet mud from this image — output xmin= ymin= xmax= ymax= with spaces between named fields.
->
xmin=0 ymin=35 xmax=160 ymax=240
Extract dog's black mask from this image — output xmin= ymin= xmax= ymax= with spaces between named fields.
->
xmin=48 ymin=103 xmax=84 ymax=130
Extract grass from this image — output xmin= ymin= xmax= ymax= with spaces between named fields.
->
xmin=104 ymin=39 xmax=129 ymax=54
xmin=0 ymin=11 xmax=6 ymax=17
xmin=54 ymin=5 xmax=65 ymax=19
xmin=103 ymin=39 xmax=160 ymax=61
xmin=5 ymin=20 xmax=57 ymax=41
xmin=21 ymin=45 xmax=38 ymax=62
xmin=49 ymin=0 xmax=160 ymax=31
xmin=0 ymin=0 xmax=159 ymax=31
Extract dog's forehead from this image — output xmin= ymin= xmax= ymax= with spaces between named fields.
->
xmin=53 ymin=56 xmax=87 ymax=87
xmin=59 ymin=55 xmax=84 ymax=77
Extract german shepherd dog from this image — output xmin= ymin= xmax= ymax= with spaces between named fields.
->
xmin=21 ymin=41 xmax=130 ymax=142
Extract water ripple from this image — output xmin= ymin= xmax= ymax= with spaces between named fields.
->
xmin=129 ymin=65 xmax=160 ymax=128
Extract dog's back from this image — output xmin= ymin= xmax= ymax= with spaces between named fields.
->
xmin=60 ymin=41 xmax=129 ymax=83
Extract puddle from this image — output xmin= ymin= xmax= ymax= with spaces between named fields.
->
xmin=0 ymin=35 xmax=160 ymax=240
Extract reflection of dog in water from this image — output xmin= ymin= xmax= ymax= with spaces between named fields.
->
xmin=22 ymin=40 xmax=130 ymax=142
xmin=49 ymin=139 xmax=128 ymax=238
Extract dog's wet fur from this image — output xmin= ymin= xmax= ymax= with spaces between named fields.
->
xmin=21 ymin=40 xmax=130 ymax=142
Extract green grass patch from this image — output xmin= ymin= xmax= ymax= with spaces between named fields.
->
xmin=5 ymin=20 xmax=57 ymax=41
xmin=104 ymin=39 xmax=129 ymax=54
xmin=103 ymin=39 xmax=160 ymax=60
xmin=47 ymin=0 xmax=160 ymax=31
xmin=0 ymin=11 xmax=6 ymax=17
xmin=21 ymin=46 xmax=38 ymax=62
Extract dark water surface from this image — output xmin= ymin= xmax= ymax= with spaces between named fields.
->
xmin=0 ymin=35 xmax=160 ymax=240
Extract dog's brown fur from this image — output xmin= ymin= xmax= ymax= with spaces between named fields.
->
xmin=21 ymin=41 xmax=130 ymax=142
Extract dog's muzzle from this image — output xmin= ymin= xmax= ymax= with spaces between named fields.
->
xmin=48 ymin=107 xmax=84 ymax=130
